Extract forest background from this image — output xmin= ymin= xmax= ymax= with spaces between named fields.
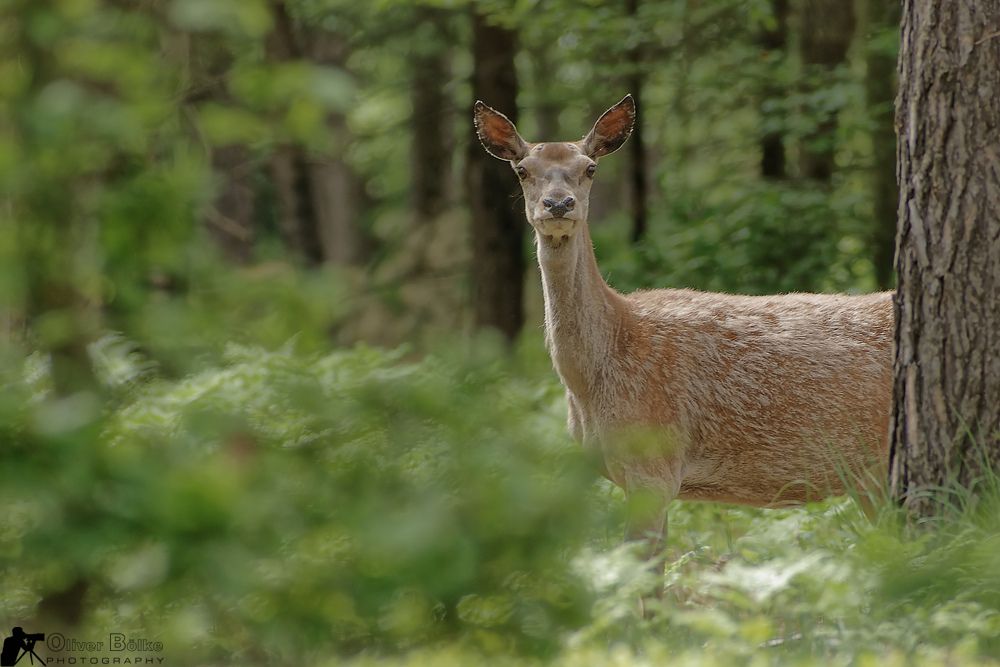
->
xmin=5 ymin=0 xmax=999 ymax=665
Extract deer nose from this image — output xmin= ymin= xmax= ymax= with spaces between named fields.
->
xmin=542 ymin=196 xmax=575 ymax=217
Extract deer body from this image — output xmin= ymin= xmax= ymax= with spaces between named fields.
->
xmin=475 ymin=96 xmax=893 ymax=550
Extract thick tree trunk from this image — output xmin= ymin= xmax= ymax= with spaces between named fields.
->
xmin=889 ymin=0 xmax=1000 ymax=517
xmin=466 ymin=12 xmax=524 ymax=342
xmin=798 ymin=0 xmax=855 ymax=182
xmin=759 ymin=0 xmax=789 ymax=179
xmin=865 ymin=0 xmax=901 ymax=289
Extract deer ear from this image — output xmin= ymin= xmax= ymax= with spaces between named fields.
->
xmin=581 ymin=95 xmax=635 ymax=158
xmin=475 ymin=101 xmax=529 ymax=162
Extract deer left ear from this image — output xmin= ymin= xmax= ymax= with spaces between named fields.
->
xmin=475 ymin=101 xmax=530 ymax=162
xmin=581 ymin=95 xmax=635 ymax=159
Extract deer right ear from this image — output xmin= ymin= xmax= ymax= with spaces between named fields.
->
xmin=581 ymin=95 xmax=635 ymax=159
xmin=475 ymin=101 xmax=529 ymax=162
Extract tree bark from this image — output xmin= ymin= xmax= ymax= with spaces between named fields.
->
xmin=798 ymin=0 xmax=855 ymax=182
xmin=865 ymin=0 xmax=901 ymax=289
xmin=889 ymin=0 xmax=1000 ymax=517
xmin=466 ymin=12 xmax=524 ymax=342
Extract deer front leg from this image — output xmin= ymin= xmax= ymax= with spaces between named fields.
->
xmin=623 ymin=486 xmax=670 ymax=558
xmin=621 ymin=460 xmax=682 ymax=615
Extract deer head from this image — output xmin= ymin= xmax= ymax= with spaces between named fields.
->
xmin=475 ymin=95 xmax=635 ymax=245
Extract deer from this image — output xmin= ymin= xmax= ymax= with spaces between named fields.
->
xmin=474 ymin=95 xmax=894 ymax=571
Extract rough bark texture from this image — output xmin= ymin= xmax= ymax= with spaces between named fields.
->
xmin=759 ymin=0 xmax=789 ymax=179
xmin=889 ymin=0 xmax=1000 ymax=517
xmin=865 ymin=0 xmax=901 ymax=289
xmin=466 ymin=13 xmax=525 ymax=342
xmin=798 ymin=0 xmax=855 ymax=182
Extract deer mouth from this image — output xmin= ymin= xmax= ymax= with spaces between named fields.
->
xmin=533 ymin=216 xmax=580 ymax=237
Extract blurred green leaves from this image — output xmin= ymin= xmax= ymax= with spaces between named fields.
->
xmin=2 ymin=1 xmax=999 ymax=665
xmin=3 ymin=342 xmax=599 ymax=659
xmin=169 ymin=0 xmax=273 ymax=37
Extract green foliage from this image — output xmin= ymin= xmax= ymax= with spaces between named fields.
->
xmin=593 ymin=179 xmax=875 ymax=295
xmin=1 ymin=342 xmax=602 ymax=661
xmin=6 ymin=1 xmax=996 ymax=666
xmin=6 ymin=339 xmax=1000 ymax=665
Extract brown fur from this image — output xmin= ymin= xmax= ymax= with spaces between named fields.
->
xmin=475 ymin=96 xmax=893 ymax=549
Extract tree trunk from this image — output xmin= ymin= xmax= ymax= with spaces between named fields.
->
xmin=303 ymin=27 xmax=369 ymax=265
xmin=186 ymin=31 xmax=258 ymax=263
xmin=411 ymin=9 xmax=453 ymax=222
xmin=625 ymin=0 xmax=648 ymax=244
xmin=466 ymin=12 xmax=524 ymax=342
xmin=759 ymin=0 xmax=789 ymax=179
xmin=865 ymin=0 xmax=901 ymax=289
xmin=527 ymin=44 xmax=560 ymax=141
xmin=798 ymin=0 xmax=855 ymax=181
xmin=269 ymin=145 xmax=325 ymax=264
xmin=889 ymin=0 xmax=1000 ymax=518
xmin=266 ymin=1 xmax=367 ymax=266
xmin=207 ymin=144 xmax=256 ymax=263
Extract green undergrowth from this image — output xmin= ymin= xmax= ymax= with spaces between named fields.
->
xmin=2 ymin=339 xmax=1000 ymax=665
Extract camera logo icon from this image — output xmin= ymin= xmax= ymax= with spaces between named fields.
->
xmin=1 ymin=628 xmax=46 ymax=666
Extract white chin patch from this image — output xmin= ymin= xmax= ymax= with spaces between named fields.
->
xmin=535 ymin=219 xmax=578 ymax=237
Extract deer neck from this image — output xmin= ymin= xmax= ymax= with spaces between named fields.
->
xmin=535 ymin=224 xmax=622 ymax=400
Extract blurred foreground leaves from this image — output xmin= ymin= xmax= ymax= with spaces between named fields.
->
xmin=6 ymin=339 xmax=1000 ymax=666
xmin=0 ymin=341 xmax=601 ymax=661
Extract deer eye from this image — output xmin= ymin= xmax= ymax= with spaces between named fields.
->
xmin=515 ymin=165 xmax=527 ymax=180
xmin=585 ymin=164 xmax=596 ymax=177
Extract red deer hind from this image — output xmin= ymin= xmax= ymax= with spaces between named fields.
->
xmin=474 ymin=95 xmax=893 ymax=562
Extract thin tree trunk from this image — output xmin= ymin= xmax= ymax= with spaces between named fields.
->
xmin=798 ymin=0 xmax=855 ymax=181
xmin=759 ymin=0 xmax=789 ymax=179
xmin=865 ymin=0 xmax=901 ymax=290
xmin=266 ymin=1 xmax=366 ymax=266
xmin=304 ymin=27 xmax=368 ymax=265
xmin=15 ymin=7 xmax=101 ymax=628
xmin=466 ymin=12 xmax=524 ymax=342
xmin=188 ymin=33 xmax=257 ymax=262
xmin=411 ymin=8 xmax=453 ymax=222
xmin=207 ymin=144 xmax=256 ymax=263
xmin=265 ymin=1 xmax=322 ymax=265
xmin=269 ymin=145 xmax=324 ymax=264
xmin=889 ymin=0 xmax=1000 ymax=518
xmin=626 ymin=0 xmax=648 ymax=244
xmin=528 ymin=44 xmax=560 ymax=141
